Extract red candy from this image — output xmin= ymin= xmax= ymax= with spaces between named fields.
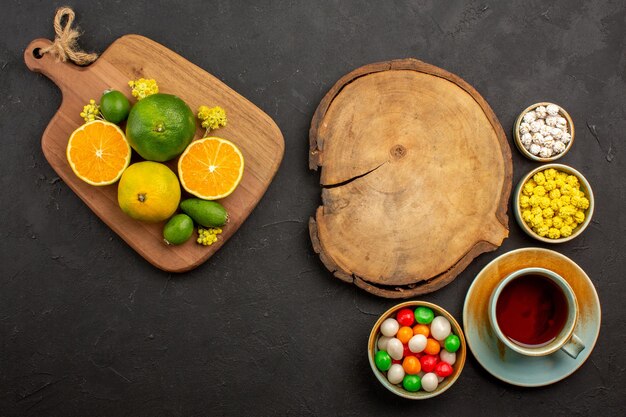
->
xmin=403 ymin=344 xmax=412 ymax=357
xmin=396 ymin=308 xmax=415 ymax=327
xmin=435 ymin=361 xmax=453 ymax=377
xmin=420 ymin=354 xmax=439 ymax=373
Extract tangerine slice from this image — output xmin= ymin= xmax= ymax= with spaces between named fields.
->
xmin=66 ymin=120 xmax=131 ymax=186
xmin=178 ymin=137 xmax=244 ymax=200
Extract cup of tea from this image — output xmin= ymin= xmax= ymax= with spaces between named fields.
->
xmin=488 ymin=267 xmax=584 ymax=358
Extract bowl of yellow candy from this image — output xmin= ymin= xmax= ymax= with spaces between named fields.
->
xmin=514 ymin=164 xmax=594 ymax=243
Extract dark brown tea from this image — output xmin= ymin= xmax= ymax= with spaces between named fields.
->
xmin=495 ymin=274 xmax=568 ymax=347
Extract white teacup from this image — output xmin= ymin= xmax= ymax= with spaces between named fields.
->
xmin=488 ymin=267 xmax=584 ymax=358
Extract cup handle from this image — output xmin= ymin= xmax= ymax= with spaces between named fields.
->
xmin=561 ymin=334 xmax=585 ymax=359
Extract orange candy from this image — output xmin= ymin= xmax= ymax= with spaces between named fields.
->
xmin=424 ymin=338 xmax=441 ymax=355
xmin=413 ymin=324 xmax=430 ymax=338
xmin=402 ymin=356 xmax=422 ymax=375
xmin=397 ymin=326 xmax=414 ymax=344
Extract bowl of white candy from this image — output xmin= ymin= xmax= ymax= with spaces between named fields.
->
xmin=514 ymin=102 xmax=575 ymax=162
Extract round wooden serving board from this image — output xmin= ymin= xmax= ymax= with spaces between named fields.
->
xmin=309 ymin=59 xmax=512 ymax=298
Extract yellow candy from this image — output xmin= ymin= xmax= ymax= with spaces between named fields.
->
xmin=529 ymin=195 xmax=540 ymax=208
xmin=548 ymin=228 xmax=561 ymax=239
xmin=533 ymin=172 xmax=546 ymax=185
xmin=520 ymin=195 xmax=530 ymax=208
xmin=542 ymin=208 xmax=554 ymax=219
xmin=574 ymin=210 xmax=585 ymax=224
xmin=553 ymin=217 xmax=564 ymax=229
xmin=533 ymin=186 xmax=546 ymax=197
xmin=545 ymin=180 xmax=556 ymax=191
xmin=531 ymin=207 xmax=542 ymax=216
xmin=522 ymin=210 xmax=533 ymax=223
xmin=560 ymin=225 xmax=573 ymax=237
xmin=539 ymin=197 xmax=551 ymax=209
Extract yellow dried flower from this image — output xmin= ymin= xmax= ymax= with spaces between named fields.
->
xmin=196 ymin=226 xmax=223 ymax=246
xmin=128 ymin=78 xmax=159 ymax=100
xmin=80 ymin=99 xmax=101 ymax=122
xmin=197 ymin=105 xmax=227 ymax=131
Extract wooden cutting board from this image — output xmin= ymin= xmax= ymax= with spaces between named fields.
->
xmin=24 ymin=35 xmax=284 ymax=272
xmin=309 ymin=59 xmax=512 ymax=298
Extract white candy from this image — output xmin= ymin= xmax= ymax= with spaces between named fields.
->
xmin=421 ymin=372 xmax=439 ymax=392
xmin=519 ymin=122 xmax=531 ymax=135
xmin=545 ymin=116 xmax=558 ymax=126
xmin=430 ymin=316 xmax=452 ymax=341
xmin=532 ymin=133 xmax=544 ymax=144
xmin=553 ymin=141 xmax=566 ymax=153
xmin=535 ymin=105 xmax=547 ymax=118
xmin=408 ymin=334 xmax=428 ymax=353
xmin=541 ymin=135 xmax=554 ymax=148
xmin=386 ymin=338 xmax=404 ymax=360
xmin=530 ymin=143 xmax=541 ymax=155
xmin=530 ymin=121 xmax=542 ymax=133
xmin=439 ymin=350 xmax=457 ymax=365
xmin=540 ymin=125 xmax=551 ymax=136
xmin=537 ymin=118 xmax=545 ymax=126
xmin=539 ymin=146 xmax=553 ymax=158
xmin=546 ymin=104 xmax=560 ymax=116
xmin=377 ymin=336 xmax=391 ymax=351
xmin=521 ymin=133 xmax=532 ymax=147
xmin=387 ymin=364 xmax=405 ymax=384
xmin=551 ymin=127 xmax=563 ymax=139
xmin=561 ymin=132 xmax=572 ymax=144
xmin=381 ymin=318 xmax=399 ymax=337
xmin=523 ymin=111 xmax=537 ymax=123
xmin=557 ymin=117 xmax=567 ymax=126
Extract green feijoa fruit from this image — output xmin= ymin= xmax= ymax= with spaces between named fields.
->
xmin=100 ymin=90 xmax=131 ymax=124
xmin=180 ymin=198 xmax=228 ymax=227
xmin=163 ymin=214 xmax=194 ymax=245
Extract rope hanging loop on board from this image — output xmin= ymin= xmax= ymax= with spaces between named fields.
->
xmin=40 ymin=6 xmax=98 ymax=65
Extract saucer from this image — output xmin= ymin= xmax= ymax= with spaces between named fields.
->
xmin=463 ymin=247 xmax=601 ymax=387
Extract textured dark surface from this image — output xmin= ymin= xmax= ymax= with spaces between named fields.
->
xmin=1 ymin=1 xmax=624 ymax=416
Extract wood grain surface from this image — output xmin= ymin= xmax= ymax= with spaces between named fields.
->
xmin=24 ymin=35 xmax=284 ymax=272
xmin=309 ymin=59 xmax=512 ymax=298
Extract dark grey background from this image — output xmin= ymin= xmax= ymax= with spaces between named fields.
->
xmin=1 ymin=1 xmax=624 ymax=416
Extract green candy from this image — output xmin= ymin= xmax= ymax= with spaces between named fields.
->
xmin=375 ymin=350 xmax=392 ymax=372
xmin=444 ymin=334 xmax=461 ymax=353
xmin=414 ymin=307 xmax=434 ymax=324
xmin=403 ymin=374 xmax=421 ymax=392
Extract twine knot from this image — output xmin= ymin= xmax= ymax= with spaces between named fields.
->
xmin=40 ymin=6 xmax=98 ymax=65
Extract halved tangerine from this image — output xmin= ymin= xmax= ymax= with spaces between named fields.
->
xmin=66 ymin=120 xmax=131 ymax=186
xmin=178 ymin=137 xmax=244 ymax=200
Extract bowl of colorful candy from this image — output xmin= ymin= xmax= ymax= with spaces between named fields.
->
xmin=368 ymin=301 xmax=466 ymax=399
xmin=513 ymin=164 xmax=594 ymax=243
